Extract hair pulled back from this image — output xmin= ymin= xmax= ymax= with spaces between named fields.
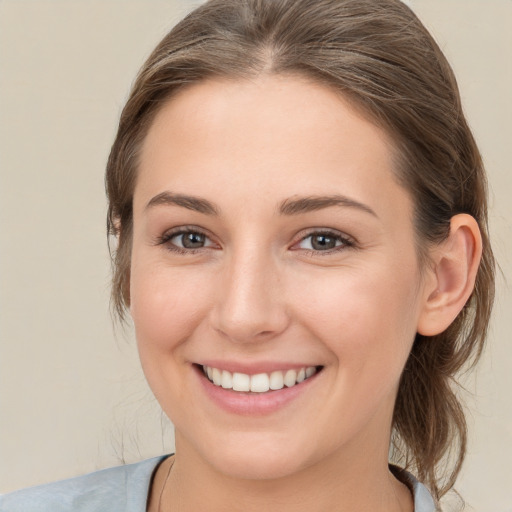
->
xmin=105 ymin=0 xmax=495 ymax=502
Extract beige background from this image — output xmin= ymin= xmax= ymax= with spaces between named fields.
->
xmin=0 ymin=0 xmax=510 ymax=510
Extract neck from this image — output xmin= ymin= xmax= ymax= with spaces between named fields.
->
xmin=159 ymin=437 xmax=413 ymax=512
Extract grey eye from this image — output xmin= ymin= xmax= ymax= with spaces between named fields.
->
xmin=299 ymin=233 xmax=343 ymax=251
xmin=172 ymin=232 xmax=207 ymax=249
xmin=310 ymin=234 xmax=338 ymax=250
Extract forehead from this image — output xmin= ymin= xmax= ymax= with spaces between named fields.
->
xmin=135 ymin=75 xmax=410 ymax=221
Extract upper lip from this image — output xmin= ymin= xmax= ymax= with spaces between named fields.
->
xmin=195 ymin=360 xmax=322 ymax=375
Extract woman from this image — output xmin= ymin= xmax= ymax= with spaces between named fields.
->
xmin=1 ymin=0 xmax=495 ymax=510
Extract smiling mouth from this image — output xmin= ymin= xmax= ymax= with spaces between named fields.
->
xmin=201 ymin=365 xmax=323 ymax=393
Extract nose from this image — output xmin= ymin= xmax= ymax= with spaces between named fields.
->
xmin=210 ymin=248 xmax=290 ymax=344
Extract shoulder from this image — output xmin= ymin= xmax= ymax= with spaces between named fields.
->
xmin=0 ymin=456 xmax=167 ymax=512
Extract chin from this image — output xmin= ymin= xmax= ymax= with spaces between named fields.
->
xmin=189 ymin=430 xmax=315 ymax=481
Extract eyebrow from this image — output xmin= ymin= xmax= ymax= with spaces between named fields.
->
xmin=145 ymin=191 xmax=377 ymax=218
xmin=278 ymin=195 xmax=377 ymax=217
xmin=145 ymin=192 xmax=220 ymax=215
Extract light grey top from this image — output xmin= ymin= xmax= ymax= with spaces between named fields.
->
xmin=0 ymin=456 xmax=436 ymax=511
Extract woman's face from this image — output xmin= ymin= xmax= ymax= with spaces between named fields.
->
xmin=130 ymin=75 xmax=431 ymax=479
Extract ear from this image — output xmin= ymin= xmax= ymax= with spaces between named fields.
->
xmin=417 ymin=214 xmax=482 ymax=336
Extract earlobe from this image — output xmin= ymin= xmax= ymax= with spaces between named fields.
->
xmin=417 ymin=214 xmax=482 ymax=336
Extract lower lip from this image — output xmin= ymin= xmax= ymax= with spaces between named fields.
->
xmin=194 ymin=365 xmax=322 ymax=416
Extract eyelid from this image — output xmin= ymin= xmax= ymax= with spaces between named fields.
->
xmin=152 ymin=225 xmax=356 ymax=255
xmin=290 ymin=228 xmax=356 ymax=253
xmin=153 ymin=225 xmax=219 ymax=252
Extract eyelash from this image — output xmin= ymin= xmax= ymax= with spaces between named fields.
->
xmin=294 ymin=229 xmax=356 ymax=256
xmin=154 ymin=226 xmax=214 ymax=255
xmin=154 ymin=227 xmax=356 ymax=256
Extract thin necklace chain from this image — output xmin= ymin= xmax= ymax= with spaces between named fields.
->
xmin=157 ymin=457 xmax=175 ymax=512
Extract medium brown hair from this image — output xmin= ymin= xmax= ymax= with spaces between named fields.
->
xmin=105 ymin=0 xmax=495 ymax=503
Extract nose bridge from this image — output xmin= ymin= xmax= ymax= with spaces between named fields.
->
xmin=212 ymin=241 xmax=288 ymax=343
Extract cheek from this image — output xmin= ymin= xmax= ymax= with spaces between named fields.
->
xmin=129 ymin=259 xmax=214 ymax=352
xmin=292 ymin=262 xmax=420 ymax=374
xmin=128 ymin=259 xmax=218 ymax=417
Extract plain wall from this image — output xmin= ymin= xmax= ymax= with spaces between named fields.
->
xmin=0 ymin=1 xmax=510 ymax=510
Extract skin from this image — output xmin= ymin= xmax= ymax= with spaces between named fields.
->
xmin=129 ymin=75 xmax=481 ymax=512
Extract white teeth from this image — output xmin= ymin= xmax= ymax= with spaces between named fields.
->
xmin=232 ymin=372 xmax=250 ymax=392
xmin=269 ymin=371 xmax=284 ymax=390
xmin=212 ymin=367 xmax=222 ymax=386
xmin=284 ymin=369 xmax=297 ymax=387
xmin=250 ymin=373 xmax=270 ymax=393
xmin=221 ymin=370 xmax=232 ymax=389
xmin=202 ymin=365 xmax=319 ymax=393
